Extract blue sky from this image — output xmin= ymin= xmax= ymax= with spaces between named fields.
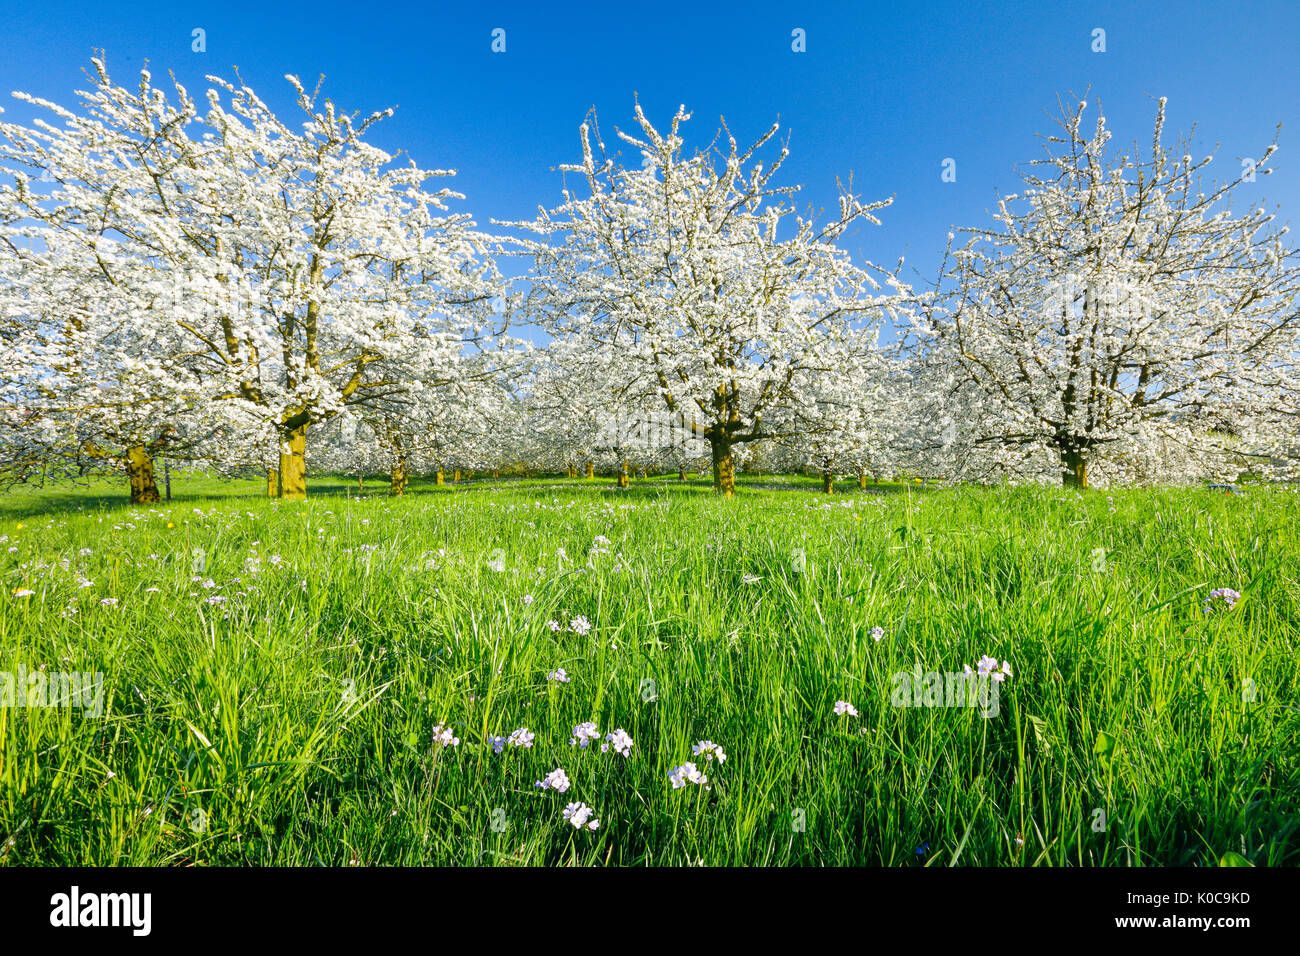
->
xmin=2 ymin=0 xmax=1296 ymax=289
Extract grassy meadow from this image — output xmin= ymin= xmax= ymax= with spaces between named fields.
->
xmin=0 ymin=473 xmax=1297 ymax=866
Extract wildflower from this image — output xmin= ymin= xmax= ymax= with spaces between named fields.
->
xmin=562 ymin=801 xmax=600 ymax=831
xmin=535 ymin=768 xmax=571 ymax=793
xmin=692 ymin=740 xmax=726 ymax=763
xmin=833 ymin=700 xmax=859 ymax=717
xmin=602 ymin=728 xmax=634 ymax=757
xmin=431 ymin=724 xmax=460 ymax=748
xmin=507 ymin=727 xmax=535 ymax=749
xmin=569 ymin=615 xmax=593 ymax=635
xmin=547 ymin=619 xmax=562 ymax=632
xmin=570 ymin=722 xmax=601 ymax=748
xmin=99 ymin=597 xmax=118 ymax=607
xmin=976 ymin=656 xmax=1012 ymax=682
xmin=741 ymin=573 xmax=762 ymax=585
xmin=1205 ymin=587 xmax=1241 ymax=612
xmin=486 ymin=734 xmax=507 ymax=754
xmin=12 ymin=588 xmax=34 ymax=597
xmin=870 ymin=626 xmax=885 ymax=642
xmin=523 ymin=594 xmax=534 ymax=606
xmin=547 ymin=668 xmax=570 ymax=683
xmin=915 ymin=842 xmax=930 ymax=857
xmin=669 ymin=762 xmax=709 ymax=789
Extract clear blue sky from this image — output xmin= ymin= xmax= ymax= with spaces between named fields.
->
xmin=2 ymin=0 xmax=1296 ymax=289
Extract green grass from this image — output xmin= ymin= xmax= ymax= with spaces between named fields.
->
xmin=1 ymin=474 xmax=1297 ymax=866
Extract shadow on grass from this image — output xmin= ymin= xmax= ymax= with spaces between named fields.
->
xmin=0 ymin=472 xmax=934 ymax=518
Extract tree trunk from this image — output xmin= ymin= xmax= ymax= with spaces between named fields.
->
xmin=278 ymin=424 xmax=307 ymax=500
xmin=125 ymin=445 xmax=162 ymax=504
xmin=1061 ymin=447 xmax=1089 ymax=489
xmin=454 ymin=470 xmax=461 ymax=482
xmin=436 ymin=468 xmax=445 ymax=486
xmin=858 ymin=469 xmax=867 ymax=490
xmin=492 ymin=470 xmax=499 ymax=479
xmin=710 ymin=435 xmax=735 ymax=498
xmin=164 ymin=459 xmax=172 ymax=501
xmin=679 ymin=469 xmax=687 ymax=481
xmin=567 ymin=465 xmax=577 ymax=479
xmin=617 ymin=460 xmax=630 ymax=488
xmin=585 ymin=462 xmax=595 ymax=479
xmin=391 ymin=456 xmax=408 ymax=496
xmin=267 ymin=468 xmax=279 ymax=497
xmin=822 ymin=470 xmax=835 ymax=494
xmin=358 ymin=474 xmax=364 ymax=493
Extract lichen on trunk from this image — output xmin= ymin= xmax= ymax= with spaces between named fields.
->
xmin=125 ymin=445 xmax=162 ymax=504
xmin=1061 ymin=447 xmax=1089 ymax=489
xmin=710 ymin=436 xmax=735 ymax=498
xmin=278 ymin=424 xmax=307 ymax=500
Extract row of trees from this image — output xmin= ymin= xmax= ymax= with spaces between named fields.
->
xmin=1 ymin=61 xmax=1296 ymax=499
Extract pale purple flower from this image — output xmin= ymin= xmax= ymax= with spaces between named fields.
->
xmin=975 ymin=656 xmax=1013 ymax=683
xmin=602 ymin=728 xmax=634 ymax=757
xmin=692 ymin=740 xmax=726 ymax=763
xmin=570 ymin=721 xmax=601 ymax=748
xmin=669 ymin=762 xmax=709 ymax=789
xmin=535 ymin=768 xmax=571 ymax=792
xmin=562 ymin=801 xmax=600 ymax=831
xmin=507 ymin=727 xmax=535 ymax=749
xmin=1205 ymin=587 xmax=1241 ymax=612
xmin=431 ymin=724 xmax=460 ymax=748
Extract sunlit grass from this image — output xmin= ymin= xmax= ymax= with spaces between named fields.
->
xmin=1 ymin=475 xmax=1297 ymax=865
